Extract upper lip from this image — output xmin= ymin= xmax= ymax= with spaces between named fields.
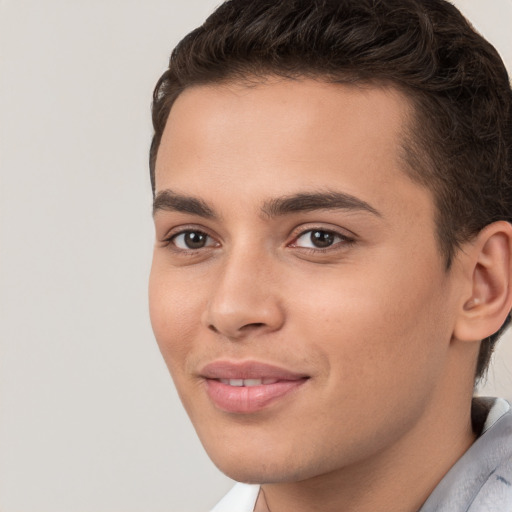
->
xmin=199 ymin=360 xmax=309 ymax=380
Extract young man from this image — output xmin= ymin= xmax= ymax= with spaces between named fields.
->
xmin=148 ymin=0 xmax=512 ymax=510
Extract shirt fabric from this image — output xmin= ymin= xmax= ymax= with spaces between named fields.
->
xmin=210 ymin=397 xmax=512 ymax=512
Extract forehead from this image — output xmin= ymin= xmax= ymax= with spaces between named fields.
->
xmin=158 ymin=79 xmax=410 ymax=163
xmin=154 ymin=78 xmax=432 ymax=224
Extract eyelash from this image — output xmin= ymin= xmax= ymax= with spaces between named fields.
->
xmin=289 ymin=227 xmax=355 ymax=253
xmin=162 ymin=228 xmax=218 ymax=252
xmin=162 ymin=226 xmax=355 ymax=255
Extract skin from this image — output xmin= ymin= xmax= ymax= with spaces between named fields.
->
xmin=149 ymin=79 xmax=492 ymax=512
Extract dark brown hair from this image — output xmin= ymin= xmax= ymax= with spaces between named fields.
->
xmin=150 ymin=0 xmax=512 ymax=381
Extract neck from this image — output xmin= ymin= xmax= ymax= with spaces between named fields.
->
xmin=255 ymin=393 xmax=476 ymax=512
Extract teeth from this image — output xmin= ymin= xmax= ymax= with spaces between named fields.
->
xmin=244 ymin=379 xmax=263 ymax=387
xmin=218 ymin=378 xmax=279 ymax=387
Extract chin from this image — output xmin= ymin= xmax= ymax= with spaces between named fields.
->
xmin=200 ymin=437 xmax=327 ymax=485
xmin=214 ymin=458 xmax=310 ymax=485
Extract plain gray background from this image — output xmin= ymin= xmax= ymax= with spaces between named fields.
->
xmin=0 ymin=1 xmax=511 ymax=511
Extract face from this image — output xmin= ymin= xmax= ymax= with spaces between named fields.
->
xmin=149 ymin=79 xmax=462 ymax=483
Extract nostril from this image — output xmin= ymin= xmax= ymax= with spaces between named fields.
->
xmin=207 ymin=322 xmax=265 ymax=336
xmin=241 ymin=322 xmax=265 ymax=331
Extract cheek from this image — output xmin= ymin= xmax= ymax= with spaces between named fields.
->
xmin=291 ymin=258 xmax=452 ymax=389
xmin=148 ymin=262 xmax=201 ymax=373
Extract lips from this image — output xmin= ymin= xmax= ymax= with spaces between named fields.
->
xmin=200 ymin=361 xmax=309 ymax=414
xmin=219 ymin=378 xmax=279 ymax=386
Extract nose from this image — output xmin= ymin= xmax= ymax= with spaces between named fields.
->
xmin=201 ymin=250 xmax=285 ymax=340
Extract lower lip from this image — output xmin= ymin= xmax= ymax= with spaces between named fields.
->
xmin=205 ymin=379 xmax=307 ymax=414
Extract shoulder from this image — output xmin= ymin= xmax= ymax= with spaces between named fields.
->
xmin=209 ymin=483 xmax=260 ymax=512
xmin=466 ymin=398 xmax=512 ymax=511
xmin=420 ymin=398 xmax=512 ymax=512
xmin=468 ymin=457 xmax=512 ymax=511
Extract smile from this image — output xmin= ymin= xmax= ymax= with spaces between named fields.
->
xmin=200 ymin=361 xmax=309 ymax=414
xmin=219 ymin=378 xmax=279 ymax=386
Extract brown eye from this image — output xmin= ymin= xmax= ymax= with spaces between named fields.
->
xmin=172 ymin=231 xmax=214 ymax=250
xmin=292 ymin=229 xmax=351 ymax=250
xmin=310 ymin=230 xmax=336 ymax=248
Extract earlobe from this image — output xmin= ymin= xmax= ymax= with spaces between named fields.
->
xmin=454 ymin=221 xmax=512 ymax=342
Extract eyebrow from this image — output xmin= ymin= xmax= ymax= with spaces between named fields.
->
xmin=261 ymin=191 xmax=381 ymax=218
xmin=152 ymin=189 xmax=381 ymax=219
xmin=153 ymin=189 xmax=217 ymax=218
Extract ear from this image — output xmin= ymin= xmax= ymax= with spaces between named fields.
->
xmin=454 ymin=221 xmax=512 ymax=342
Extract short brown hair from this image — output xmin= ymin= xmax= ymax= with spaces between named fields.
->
xmin=150 ymin=0 xmax=512 ymax=381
